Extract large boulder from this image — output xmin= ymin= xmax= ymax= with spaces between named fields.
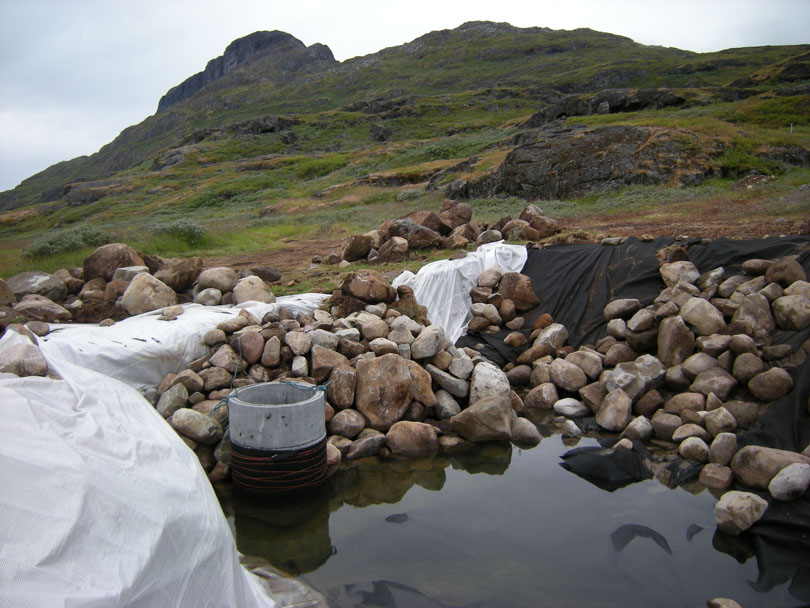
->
xmin=385 ymin=421 xmax=439 ymax=456
xmin=450 ymin=394 xmax=514 ymax=442
xmin=730 ymin=293 xmax=775 ymax=334
xmin=498 ymin=273 xmax=539 ymax=311
xmin=657 ymin=316 xmax=694 ymax=367
xmin=377 ymin=237 xmax=409 ymax=262
xmin=0 ymin=278 xmax=15 ymax=306
xmin=731 ymin=445 xmax=810 ymax=489
xmin=469 ymin=361 xmax=510 ymax=403
xmin=340 ymin=234 xmax=374 ymax=262
xmin=83 ymin=243 xmax=145 ymax=281
xmin=196 ymin=267 xmax=238 ymax=293
xmin=355 ymin=354 xmax=413 ymax=431
xmin=595 ymin=388 xmax=632 ymax=432
xmin=341 ymin=270 xmax=396 ymax=303
xmin=764 ymin=257 xmax=806 ymax=287
xmin=679 ymin=298 xmax=726 ymax=335
xmin=0 ymin=343 xmax=49 ymax=376
xmin=6 ymin=271 xmax=67 ymax=302
xmin=772 ymin=295 xmax=810 ymax=331
xmin=13 ymin=295 xmax=71 ymax=322
xmin=120 ymin=273 xmax=178 ymax=315
xmin=714 ymin=491 xmax=768 ymax=536
xmin=154 ymin=257 xmax=203 ymax=292
xmin=232 ymin=276 xmax=275 ymax=304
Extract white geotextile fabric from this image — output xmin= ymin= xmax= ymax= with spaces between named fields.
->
xmin=392 ymin=241 xmax=528 ymax=343
xmin=0 ymin=294 xmax=326 ymax=607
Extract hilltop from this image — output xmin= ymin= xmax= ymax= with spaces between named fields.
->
xmin=0 ymin=21 xmax=808 ymax=279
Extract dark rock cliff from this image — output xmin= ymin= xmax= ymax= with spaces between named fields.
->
xmin=157 ymin=30 xmax=335 ymax=112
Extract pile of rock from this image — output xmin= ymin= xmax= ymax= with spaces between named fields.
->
xmin=1 ymin=243 xmax=281 ymax=328
xmin=323 ymin=202 xmax=559 ymax=265
xmin=147 ymin=268 xmax=542 ymax=483
xmin=479 ymin=252 xmax=809 ymax=534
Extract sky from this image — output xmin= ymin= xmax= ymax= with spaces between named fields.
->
xmin=1 ymin=0 xmax=808 ymax=193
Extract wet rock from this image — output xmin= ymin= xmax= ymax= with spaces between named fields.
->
xmin=121 ymin=274 xmax=178 ymax=315
xmin=386 ymin=421 xmax=439 ymax=456
xmin=765 ymin=256 xmax=806 ymax=287
xmin=699 ymin=464 xmax=733 ymax=491
xmin=596 ymin=388 xmax=632 ymax=432
xmin=553 ymin=398 xmax=590 ymax=418
xmin=731 ymin=445 xmax=810 ymax=489
xmin=83 ymin=243 xmax=145 ymax=281
xmin=13 ymin=295 xmax=72 ymax=323
xmin=772 ymin=295 xmax=810 ymax=331
xmin=197 ymin=267 xmax=238 ymax=293
xmin=170 ymin=408 xmax=224 ymax=445
xmin=511 ymin=417 xmax=541 ymax=446
xmin=679 ymin=437 xmax=709 ymax=462
xmin=714 ymin=491 xmax=768 ymax=536
xmin=434 ymin=390 xmax=461 ymax=419
xmin=709 ymin=433 xmax=737 ymax=466
xmin=233 ymin=276 xmax=275 ymax=304
xmin=604 ymin=298 xmax=641 ymax=320
xmin=498 ymin=272 xmax=539 ymax=311
xmin=748 ymin=367 xmax=794 ymax=402
xmin=768 ymin=462 xmax=810 ymax=502
xmin=658 ymin=316 xmax=695 ymax=367
xmin=450 ymin=394 xmax=513 ymax=442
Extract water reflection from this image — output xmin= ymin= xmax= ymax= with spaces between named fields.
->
xmin=611 ymin=524 xmax=672 ymax=555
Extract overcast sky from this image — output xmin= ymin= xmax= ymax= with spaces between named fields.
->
xmin=1 ymin=0 xmax=808 ymax=193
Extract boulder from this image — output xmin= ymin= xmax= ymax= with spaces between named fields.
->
xmin=83 ymin=243 xmax=145 ymax=281
xmin=565 ymin=350 xmax=603 ymax=380
xmin=764 ymin=257 xmax=806 ymax=287
xmin=232 ymin=276 xmax=275 ymax=304
xmin=170 ymin=408 xmax=224 ymax=445
xmin=511 ymin=417 xmax=542 ymax=446
xmin=426 ymin=364 xmax=469 ymax=398
xmin=533 ymin=323 xmax=568 ymax=350
xmin=341 ymin=270 xmax=396 ymax=303
xmin=731 ymin=353 xmax=767 ymax=384
xmin=327 ymin=366 xmax=356 ymax=409
xmin=772 ymin=295 xmax=810 ymax=331
xmin=377 ymin=237 xmax=409 ymax=262
xmin=411 ymin=325 xmax=446 ymax=359
xmin=524 ymin=383 xmax=559 ymax=411
xmin=6 ymin=271 xmax=67 ymax=302
xmin=714 ymin=491 xmax=768 ymax=536
xmin=497 ymin=272 xmax=539 ymax=311
xmin=156 ymin=383 xmax=189 ymax=418
xmin=197 ymin=267 xmax=238 ymax=293
xmin=154 ymin=257 xmax=203 ymax=292
xmin=657 ymin=316 xmax=694 ymax=367
xmin=731 ymin=445 xmax=810 ymax=489
xmin=553 ymin=398 xmax=590 ymax=418
xmin=355 ymin=354 xmax=413 ymax=431
xmin=679 ymin=437 xmax=709 ymax=462
xmin=407 ymin=360 xmax=437 ymax=407
xmin=341 ymin=234 xmax=374 ymax=262
xmin=469 ymin=361 xmax=510 ymax=403
xmin=709 ymin=433 xmax=738 ymax=466
xmin=730 ymin=293 xmax=775 ymax=334
xmin=310 ymin=345 xmax=351 ymax=383
xmin=328 ymin=409 xmax=366 ymax=439
xmin=704 ymin=407 xmax=737 ymax=437
xmin=194 ymin=288 xmax=222 ymax=306
xmin=768 ymin=462 xmax=810 ymax=502
xmin=450 ymin=394 xmax=514 ymax=442
xmin=689 ymin=368 xmax=737 ymax=401
xmin=595 ymin=388 xmax=632 ymax=432
xmin=549 ymin=358 xmax=588 ymax=392
xmin=0 ymin=343 xmax=49 ymax=376
xmin=679 ymin=298 xmax=726 ymax=335
xmin=651 ymin=410 xmax=682 ymax=441
xmin=386 ymin=421 xmax=439 ymax=456
xmin=604 ymin=298 xmax=641 ymax=320
xmin=699 ymin=464 xmax=733 ymax=492
xmin=13 ymin=295 xmax=72 ymax=323
xmin=660 ymin=261 xmax=700 ymax=287
xmin=748 ymin=367 xmax=794 ymax=402
xmin=478 ymin=266 xmax=503 ymax=288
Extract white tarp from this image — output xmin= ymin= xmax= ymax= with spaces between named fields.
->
xmin=0 ymin=294 xmax=328 ymax=608
xmin=392 ymin=241 xmax=527 ymax=343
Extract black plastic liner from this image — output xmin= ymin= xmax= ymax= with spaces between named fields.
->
xmin=457 ymin=234 xmax=810 ymax=601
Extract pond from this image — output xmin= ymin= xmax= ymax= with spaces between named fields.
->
xmin=217 ymin=431 xmax=807 ymax=608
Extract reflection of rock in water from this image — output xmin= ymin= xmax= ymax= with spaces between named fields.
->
xmin=610 ymin=524 xmax=672 ymax=555
xmin=712 ymin=528 xmax=755 ymax=564
xmin=330 ymin=579 xmax=491 ymax=608
xmin=448 ymin=442 xmax=512 ymax=475
xmin=232 ymin=491 xmax=334 ymax=575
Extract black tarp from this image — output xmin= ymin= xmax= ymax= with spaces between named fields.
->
xmin=457 ymin=234 xmax=810 ymax=601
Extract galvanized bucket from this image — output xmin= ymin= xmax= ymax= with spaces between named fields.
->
xmin=228 ymin=382 xmax=326 ymax=451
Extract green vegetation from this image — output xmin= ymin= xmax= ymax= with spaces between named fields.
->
xmin=22 ymin=225 xmax=112 ymax=259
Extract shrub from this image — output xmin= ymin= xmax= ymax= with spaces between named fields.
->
xmin=151 ymin=219 xmax=207 ymax=244
xmin=22 ymin=225 xmax=113 ymax=258
xmin=396 ymin=188 xmax=423 ymax=202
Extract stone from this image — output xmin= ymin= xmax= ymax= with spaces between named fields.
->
xmin=197 ymin=267 xmax=238 ymax=292
xmin=679 ymin=298 xmax=726 ymax=335
xmin=704 ymin=407 xmax=737 ymax=437
xmin=498 ymin=272 xmax=539 ymax=311
xmin=171 ymin=369 xmax=204 ymax=394
xmin=785 ymin=280 xmax=810 ymax=299
xmin=596 ymin=388 xmax=632 ymax=432
xmin=603 ymin=298 xmax=641 ymax=320
xmin=377 ymin=236 xmax=410 ymax=262
xmin=6 ymin=270 xmax=67 ymax=302
xmin=341 ymin=270 xmax=395 ymax=303
xmin=210 ymin=344 xmax=243 ymax=373
xmin=565 ymin=350 xmax=603 ymax=380
xmin=308 ymin=328 xmax=339 ymax=350
xmin=120 ymin=274 xmax=178 ymax=316
xmin=470 ymin=361 xmax=510 ymax=403
xmin=110 ymin=266 xmax=148 ymax=283
xmin=261 ymin=336 xmax=281 ymax=368
xmin=311 ymin=345 xmax=351 ymax=383
xmin=729 ymin=334 xmax=758 ymax=355
xmin=672 ymin=423 xmax=712 ymax=443
xmin=478 ymin=266 xmax=503 ymax=288
xmin=367 ymin=337 xmax=397 ymax=356
xmin=731 ymin=445 xmax=810 ymax=489
xmin=361 ymin=316 xmax=389 ymax=341
xmin=682 ymin=353 xmax=719 ymax=379
xmin=765 ymin=256 xmax=806 ymax=287
xmin=722 ymin=400 xmax=759 ymax=429
xmin=759 ymin=282 xmax=784 ymax=302
xmin=699 ymin=464 xmax=734 ymax=491
xmin=471 ymin=303 xmax=502 ymax=325
xmin=341 ymin=234 xmax=373 ymax=262
xmin=553 ymin=398 xmax=590 ymax=418
xmin=717 ymin=274 xmax=747 ymax=298
xmin=0 ymin=343 xmax=49 ymax=376
xmin=83 ymin=243 xmax=145 ymax=281
xmin=768 ymin=462 xmax=810 ymax=502
xmin=346 ymin=434 xmax=386 ymax=460
xmin=736 ymin=275 xmax=767 ymax=295
xmin=154 ymin=257 xmax=202 ymax=292
xmin=355 ymin=354 xmax=413 ymax=431
xmin=13 ymin=295 xmax=71 ymax=323
xmin=660 ymin=261 xmax=700 ymax=287
xmin=548 ymin=358 xmax=587 ymax=392
xmin=748 ymin=367 xmax=794 ymax=402
xmin=284 ymin=331 xmax=312 ymax=356
xmin=578 ymin=382 xmax=605 ymax=413
xmin=194 ymin=288 xmax=222 ymax=306
xmin=772 ymin=295 xmax=810 ymax=331
xmin=328 ymin=409 xmax=366 ymax=439
xmin=410 ymin=325 xmax=445 ymax=359
xmin=626 ymin=308 xmax=655 ymax=332
xmin=426 ymin=364 xmax=469 ymax=398
xmin=386 ymin=421 xmax=438 ymax=456
xmin=679 ymin=437 xmax=709 ymax=462
xmin=233 ymin=276 xmax=275 ymax=304
xmin=697 ymin=334 xmax=732 ymax=357
xmin=762 ymin=344 xmax=793 ymax=361
xmin=621 ymin=416 xmax=655 ymax=442
xmin=505 ymin=364 xmax=531 ymax=386
xmin=525 ymin=383 xmax=559 ymax=412
xmin=291 ymin=356 xmax=308 ymax=377
xmin=406 ymin=360 xmax=437 ymax=407
xmin=663 ymin=392 xmax=705 ymax=415
xmin=731 ymin=352 xmax=767 ymax=384
xmin=690 ymin=368 xmax=738 ymax=401
xmin=714 ymin=491 xmax=768 ymax=536
xmin=657 ymin=316 xmax=694 ymax=367
xmin=709 ymin=433 xmax=738 ymax=466
xmin=634 ymin=389 xmax=663 ymax=417
xmin=606 ymin=318 xmax=627 ymax=339
xmin=561 ymin=420 xmax=583 ymax=438
xmin=731 ymin=293 xmax=775 ymax=334
xmin=476 ymin=229 xmax=503 ymax=245
xmin=651 ymin=410 xmax=682 ymax=442
xmin=199 ymin=367 xmax=233 ymax=392
xmin=434 ymin=390 xmax=462 ymax=419
xmin=509 ymin=417 xmax=541 ymax=446
xmin=603 ymin=343 xmax=636 ymax=367
xmin=533 ymin=323 xmax=568 ymax=350
xmin=448 ymin=354 xmax=474 ymax=380
xmin=0 ymin=278 xmax=16 ymax=306
xmin=232 ymin=332 xmax=264 ymax=365
xmin=170 ymin=408 xmax=224 ymax=445
xmin=327 ymin=366 xmax=356 ymax=410
xmin=450 ymin=394 xmax=513 ymax=442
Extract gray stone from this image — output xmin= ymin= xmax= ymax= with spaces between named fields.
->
xmin=772 ymin=295 xmax=810 ymax=331
xmin=696 ymin=334 xmax=732 ymax=357
xmin=194 ymin=288 xmax=222 ymax=306
xmin=156 ymin=383 xmax=189 ymax=418
xmin=291 ymin=356 xmax=308 ymax=377
xmin=620 ymin=416 xmax=654 ymax=442
xmin=411 ymin=325 xmax=445 ymax=359
xmin=434 ymin=390 xmax=462 ymax=419
xmin=197 ymin=267 xmax=238 ymax=293
xmin=469 ymin=361 xmax=510 ymax=403
xmin=310 ymin=328 xmax=340 ymax=350
xmin=427 ymin=364 xmax=469 ymax=398
xmin=731 ymin=293 xmax=775 ymax=334
xmin=284 ymin=331 xmax=312 ymax=356
xmin=550 ymin=358 xmax=587 ymax=392
xmin=450 ymin=394 xmax=513 ymax=442
xmin=660 ymin=261 xmax=700 ymax=287
xmin=679 ymin=436 xmax=709 ymax=462
xmin=679 ymin=297 xmax=726 ymax=335
xmin=626 ymin=308 xmax=655 ymax=332
xmin=768 ymin=462 xmax=810 ymax=502
xmin=170 ymin=408 xmax=223 ymax=445
xmin=0 ymin=343 xmax=49 ymax=376
xmin=748 ymin=367 xmax=794 ymax=402
xmin=14 ymin=294 xmax=72 ymax=323
xmin=714 ymin=491 xmax=768 ymax=536
xmin=7 ymin=270 xmax=68 ymax=302
xmin=690 ymin=368 xmax=738 ymax=401
xmin=663 ymin=392 xmax=705 ymax=415
xmin=682 ymin=352 xmax=719 ymax=379
xmin=476 ymin=229 xmax=503 ymax=245
xmin=387 ymin=323 xmax=414 ymax=345
xmin=657 ymin=316 xmax=695 ymax=367
xmin=606 ymin=318 xmax=627 ymax=339
xmin=553 ymin=398 xmax=590 ymax=418
xmin=704 ymin=407 xmax=737 ymax=437
xmin=565 ymin=350 xmax=603 ymax=380
xmin=596 ymin=388 xmax=632 ymax=432
xmin=121 ymin=273 xmax=177 ymax=316
xmin=652 ymin=410 xmax=682 ymax=441
xmin=471 ymin=303 xmax=502 ymax=325
xmin=346 ymin=434 xmax=386 ymax=460
xmin=672 ymin=423 xmax=712 ymax=444
xmin=709 ymin=433 xmax=738 ymax=466
xmin=448 ymin=354 xmax=474 ymax=380
xmin=604 ymin=298 xmax=642 ymax=320
xmin=561 ymin=419 xmax=583 ymax=438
